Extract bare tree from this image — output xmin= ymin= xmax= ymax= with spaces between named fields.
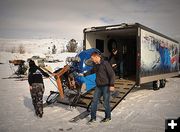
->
xmin=52 ymin=44 xmax=57 ymax=54
xmin=18 ymin=45 xmax=26 ymax=54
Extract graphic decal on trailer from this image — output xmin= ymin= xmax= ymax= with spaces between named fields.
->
xmin=141 ymin=29 xmax=179 ymax=76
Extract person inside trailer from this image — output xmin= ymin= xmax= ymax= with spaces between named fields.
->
xmin=108 ymin=39 xmax=124 ymax=79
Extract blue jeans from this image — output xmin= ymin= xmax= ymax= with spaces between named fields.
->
xmin=119 ymin=61 xmax=123 ymax=77
xmin=91 ymin=86 xmax=111 ymax=119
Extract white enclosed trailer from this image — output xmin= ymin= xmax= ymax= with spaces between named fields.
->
xmin=83 ymin=23 xmax=179 ymax=90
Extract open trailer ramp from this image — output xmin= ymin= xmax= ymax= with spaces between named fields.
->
xmin=69 ymin=78 xmax=135 ymax=122
xmin=54 ymin=78 xmax=135 ymax=111
xmin=76 ymin=78 xmax=135 ymax=111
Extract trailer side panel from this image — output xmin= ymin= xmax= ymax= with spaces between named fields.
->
xmin=140 ymin=29 xmax=179 ymax=83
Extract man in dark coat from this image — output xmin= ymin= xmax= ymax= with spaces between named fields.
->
xmin=81 ymin=51 xmax=115 ymax=123
xmin=109 ymin=48 xmax=124 ymax=79
xmin=28 ymin=60 xmax=49 ymax=118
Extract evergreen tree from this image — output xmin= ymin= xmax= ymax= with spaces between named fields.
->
xmin=66 ymin=39 xmax=78 ymax=52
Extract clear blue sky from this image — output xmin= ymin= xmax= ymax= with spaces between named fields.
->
xmin=0 ymin=0 xmax=180 ymax=41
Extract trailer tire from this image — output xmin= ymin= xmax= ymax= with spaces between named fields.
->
xmin=160 ymin=79 xmax=166 ymax=88
xmin=153 ymin=80 xmax=160 ymax=90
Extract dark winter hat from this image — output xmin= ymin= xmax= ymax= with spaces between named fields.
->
xmin=28 ymin=59 xmax=36 ymax=67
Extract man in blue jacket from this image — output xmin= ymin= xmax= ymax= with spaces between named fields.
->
xmin=82 ymin=51 xmax=115 ymax=123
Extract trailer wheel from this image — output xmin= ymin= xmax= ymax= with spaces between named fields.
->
xmin=160 ymin=79 xmax=166 ymax=88
xmin=153 ymin=80 xmax=160 ymax=90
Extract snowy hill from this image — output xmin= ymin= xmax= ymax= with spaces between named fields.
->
xmin=0 ymin=38 xmax=80 ymax=70
xmin=0 ymin=38 xmax=70 ymax=54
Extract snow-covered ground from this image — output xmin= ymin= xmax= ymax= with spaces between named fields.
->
xmin=0 ymin=56 xmax=180 ymax=132
xmin=0 ymin=39 xmax=180 ymax=132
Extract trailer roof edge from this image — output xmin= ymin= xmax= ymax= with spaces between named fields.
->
xmin=83 ymin=23 xmax=179 ymax=44
xmin=135 ymin=23 xmax=179 ymax=43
